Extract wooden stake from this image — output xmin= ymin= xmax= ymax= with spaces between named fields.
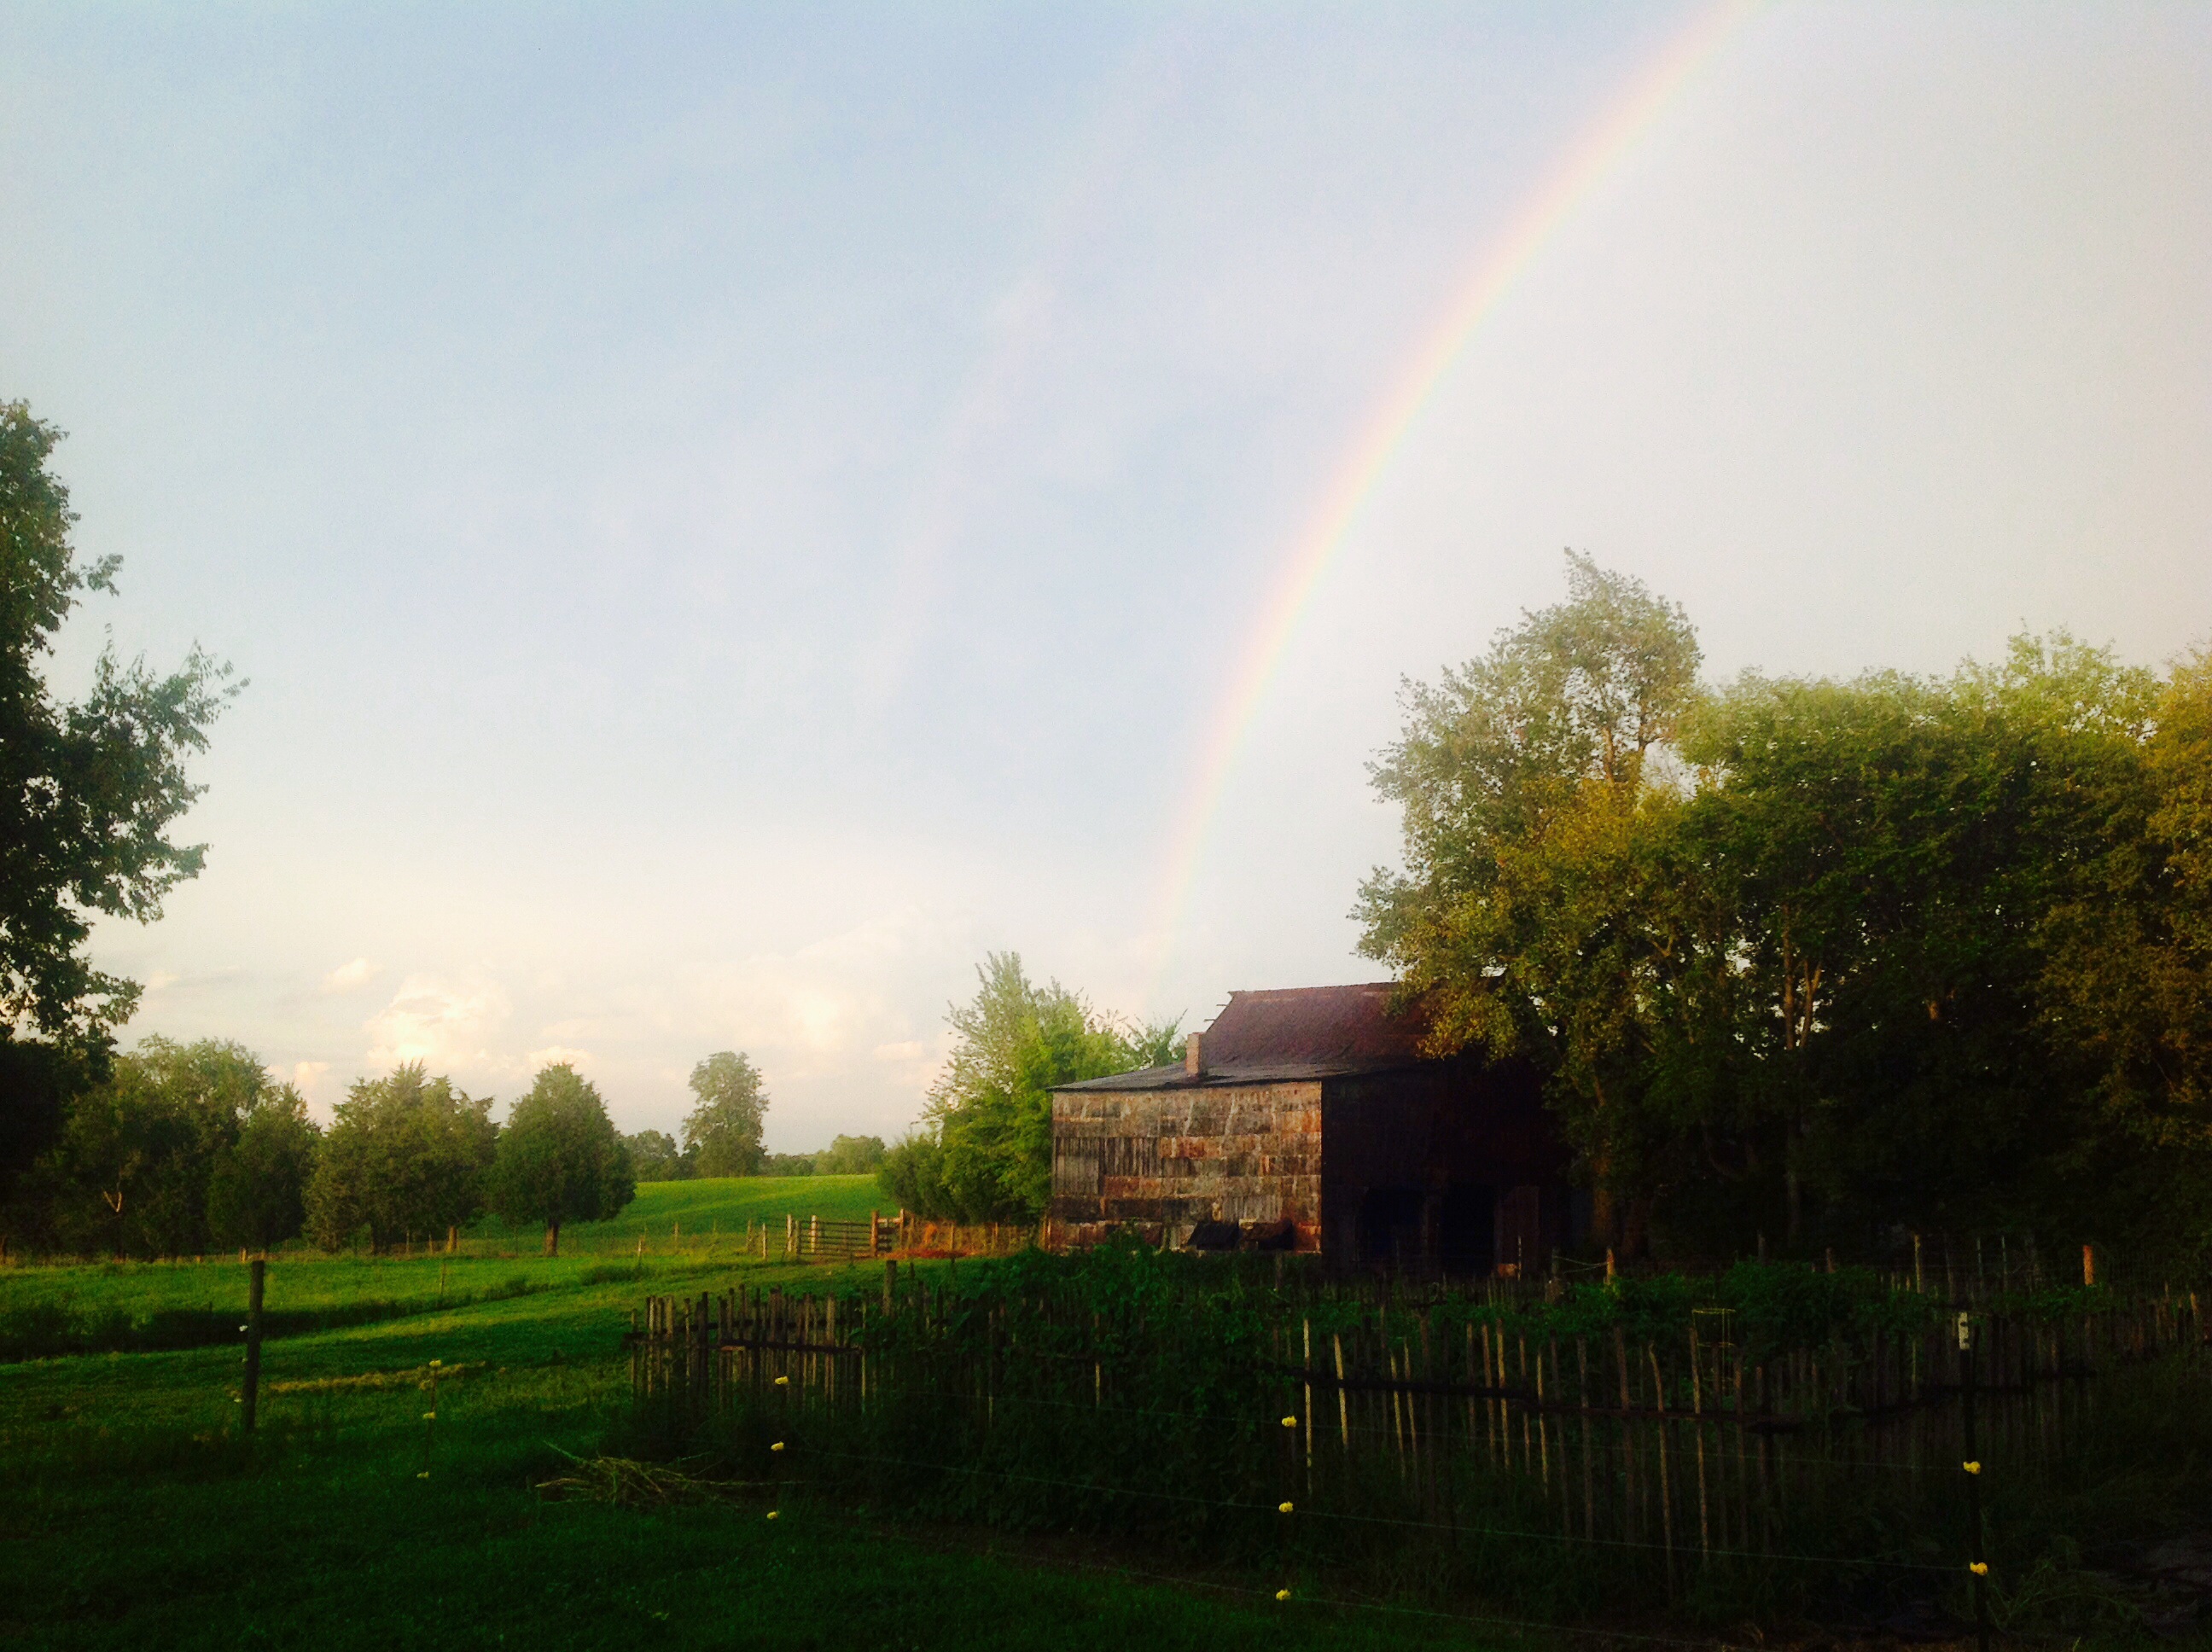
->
xmin=240 ymin=1259 xmax=265 ymax=1433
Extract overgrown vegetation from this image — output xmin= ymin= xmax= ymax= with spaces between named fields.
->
xmin=626 ymin=1240 xmax=2212 ymax=1633
xmin=1359 ymin=555 xmax=2212 ymax=1265
xmin=878 ymin=952 xmax=1179 ymax=1222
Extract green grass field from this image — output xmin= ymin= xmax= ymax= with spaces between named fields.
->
xmin=0 ymin=1180 xmax=1507 ymax=1651
xmin=472 ymin=1172 xmax=889 ymax=1246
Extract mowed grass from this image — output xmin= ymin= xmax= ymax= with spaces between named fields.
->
xmin=495 ymin=1172 xmax=891 ymax=1243
xmin=0 ymin=1178 xmax=891 ymax=1359
xmin=0 ymin=1239 xmax=1506 ymax=1651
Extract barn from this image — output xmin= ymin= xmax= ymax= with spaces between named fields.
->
xmin=1046 ymin=982 xmax=1578 ymax=1272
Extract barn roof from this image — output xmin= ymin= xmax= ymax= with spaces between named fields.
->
xmin=1056 ymin=981 xmax=1434 ymax=1091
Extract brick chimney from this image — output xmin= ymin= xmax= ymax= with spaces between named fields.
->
xmin=1185 ymin=1032 xmax=1204 ymax=1077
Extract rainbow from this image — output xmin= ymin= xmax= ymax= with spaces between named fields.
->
xmin=1144 ymin=0 xmax=1759 ymax=977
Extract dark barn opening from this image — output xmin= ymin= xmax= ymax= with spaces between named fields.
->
xmin=1438 ymin=1183 xmax=1496 ymax=1275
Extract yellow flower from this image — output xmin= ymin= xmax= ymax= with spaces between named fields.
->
xmin=1274 ymin=1590 xmax=1291 ymax=1603
xmin=775 ymin=1376 xmax=790 ymax=1387
xmin=766 ymin=1510 xmax=780 ymax=1521
xmin=1962 ymin=1461 xmax=1981 ymax=1475
xmin=1279 ymin=1416 xmax=1296 ymax=1428
xmin=1278 ymin=1501 xmax=1294 ymax=1515
xmin=1970 ymin=1562 xmax=1989 ymax=1576
xmin=771 ymin=1441 xmax=785 ymax=1452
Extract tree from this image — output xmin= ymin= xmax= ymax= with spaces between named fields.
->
xmin=306 ymin=1064 xmax=496 ymax=1253
xmin=884 ymin=952 xmax=1179 ymax=1223
xmin=682 ymin=1051 xmax=767 ymax=1178
xmin=1357 ymin=553 xmax=1703 ymax=1253
xmin=0 ymin=402 xmax=236 ymax=1191
xmin=876 ymin=1128 xmax=948 ymax=1216
xmin=489 ymin=1064 xmax=634 ymax=1255
xmin=1676 ymin=638 xmax=2170 ymax=1252
xmin=816 ymin=1133 xmax=888 ymax=1174
xmin=623 ymin=1128 xmax=695 ymax=1182
xmin=207 ymin=1082 xmax=319 ymax=1251
xmin=23 ymin=1037 xmax=275 ymax=1257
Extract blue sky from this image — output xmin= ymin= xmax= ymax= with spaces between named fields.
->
xmin=4 ymin=3 xmax=2208 ymax=1147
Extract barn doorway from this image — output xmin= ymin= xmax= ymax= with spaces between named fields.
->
xmin=1354 ymin=1188 xmax=1423 ymax=1266
xmin=1438 ymin=1184 xmax=1496 ymax=1276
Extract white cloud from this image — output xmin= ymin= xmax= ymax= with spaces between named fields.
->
xmin=364 ymin=974 xmax=514 ymax=1074
xmin=321 ymin=957 xmax=381 ymax=994
xmin=288 ymin=1060 xmax=335 ymax=1119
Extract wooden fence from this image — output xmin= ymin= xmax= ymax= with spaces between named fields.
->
xmin=626 ymin=1259 xmax=2209 ymax=1603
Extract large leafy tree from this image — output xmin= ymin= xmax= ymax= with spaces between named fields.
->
xmin=489 ymin=1063 xmax=634 ymax=1254
xmin=206 ymin=1081 xmax=321 ymax=1252
xmin=882 ymin=952 xmax=1179 ymax=1223
xmin=683 ymin=1051 xmax=769 ymax=1178
xmin=1678 ymin=638 xmax=2167 ymax=1250
xmin=0 ymin=403 xmax=235 ymax=1116
xmin=2033 ymin=649 xmax=2212 ymax=1255
xmin=306 ymin=1064 xmax=497 ymax=1253
xmin=1361 ymin=555 xmax=2201 ymax=1260
xmin=1356 ymin=553 xmax=1703 ymax=1253
xmin=15 ymin=1037 xmax=285 ymax=1257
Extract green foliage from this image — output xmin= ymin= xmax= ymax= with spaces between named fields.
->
xmin=0 ymin=400 xmax=236 ymax=1054
xmin=1362 ymin=552 xmax=2212 ymax=1260
xmin=489 ymin=1065 xmax=635 ymax=1252
xmin=306 ymin=1063 xmax=496 ymax=1253
xmin=1357 ymin=554 xmax=1703 ymax=1249
xmin=205 ymin=1082 xmax=319 ymax=1250
xmin=2039 ymin=651 xmax=2212 ymax=1160
xmin=876 ymin=1127 xmax=946 ymax=1214
xmin=814 ymin=1132 xmax=885 ymax=1173
xmin=17 ymin=1038 xmax=283 ymax=1257
xmin=756 ymin=1151 xmax=816 ymax=1177
xmin=890 ymin=952 xmax=1176 ymax=1222
xmin=682 ymin=1051 xmax=767 ymax=1178
xmin=621 ymin=1128 xmax=694 ymax=1182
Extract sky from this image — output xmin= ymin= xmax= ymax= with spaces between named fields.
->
xmin=3 ymin=2 xmax=2207 ymax=1148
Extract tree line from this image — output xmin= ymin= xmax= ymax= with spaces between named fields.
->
xmin=1356 ymin=554 xmax=2212 ymax=1264
xmin=0 ymin=1043 xmax=788 ymax=1259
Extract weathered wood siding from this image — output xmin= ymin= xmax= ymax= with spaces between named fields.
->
xmin=1047 ymin=1081 xmax=1323 ymax=1250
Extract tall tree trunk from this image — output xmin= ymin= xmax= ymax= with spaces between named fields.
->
xmin=544 ymin=1221 xmax=560 ymax=1257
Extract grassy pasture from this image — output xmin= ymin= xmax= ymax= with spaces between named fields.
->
xmin=0 ymin=1177 xmax=890 ymax=1361
xmin=469 ymin=1172 xmax=889 ymax=1246
xmin=0 ymin=1217 xmax=1502 ymax=1651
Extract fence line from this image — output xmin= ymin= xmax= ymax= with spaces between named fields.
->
xmin=624 ymin=1255 xmax=2209 ymax=1608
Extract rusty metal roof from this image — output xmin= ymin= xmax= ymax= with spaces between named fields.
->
xmin=1057 ymin=981 xmax=1432 ymax=1091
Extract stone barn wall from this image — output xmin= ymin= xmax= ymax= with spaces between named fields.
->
xmin=1047 ymin=1081 xmax=1322 ymax=1250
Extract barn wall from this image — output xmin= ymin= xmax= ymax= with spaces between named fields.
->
xmin=1047 ymin=1081 xmax=1323 ymax=1250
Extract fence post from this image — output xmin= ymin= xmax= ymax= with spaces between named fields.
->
xmin=1959 ymin=1312 xmax=1992 ymax=1652
xmin=240 ymin=1258 xmax=265 ymax=1433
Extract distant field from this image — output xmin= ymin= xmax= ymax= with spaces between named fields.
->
xmin=492 ymin=1172 xmax=890 ymax=1244
xmin=0 ymin=1176 xmax=894 ymax=1359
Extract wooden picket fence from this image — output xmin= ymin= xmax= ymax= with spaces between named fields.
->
xmin=625 ymin=1254 xmax=2209 ymax=1607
